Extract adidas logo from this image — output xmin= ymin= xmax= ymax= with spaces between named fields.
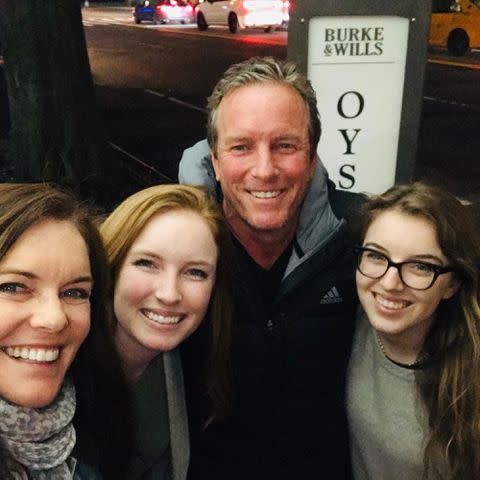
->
xmin=320 ymin=286 xmax=343 ymax=304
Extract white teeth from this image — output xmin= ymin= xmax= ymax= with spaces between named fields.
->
xmin=376 ymin=295 xmax=408 ymax=310
xmin=45 ymin=350 xmax=58 ymax=361
xmin=144 ymin=310 xmax=181 ymax=325
xmin=5 ymin=347 xmax=60 ymax=362
xmin=251 ymin=191 xmax=280 ymax=199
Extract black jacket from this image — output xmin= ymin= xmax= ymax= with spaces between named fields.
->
xmin=180 ymin=140 xmax=364 ymax=480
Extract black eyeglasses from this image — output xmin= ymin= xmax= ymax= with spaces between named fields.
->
xmin=353 ymin=246 xmax=454 ymax=290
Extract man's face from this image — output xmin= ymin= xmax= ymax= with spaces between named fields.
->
xmin=211 ymin=82 xmax=316 ymax=241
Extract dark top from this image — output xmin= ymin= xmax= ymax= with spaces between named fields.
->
xmin=128 ymin=354 xmax=171 ymax=480
xmin=235 ymin=237 xmax=293 ymax=306
xmin=183 ymin=222 xmax=357 ymax=480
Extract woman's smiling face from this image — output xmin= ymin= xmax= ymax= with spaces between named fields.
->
xmin=356 ymin=209 xmax=459 ymax=346
xmin=0 ymin=220 xmax=92 ymax=408
xmin=113 ymin=209 xmax=218 ymax=361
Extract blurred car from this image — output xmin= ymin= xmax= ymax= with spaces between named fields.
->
xmin=195 ymin=0 xmax=284 ymax=33
xmin=133 ymin=0 xmax=195 ymax=25
xmin=280 ymin=0 xmax=290 ymax=29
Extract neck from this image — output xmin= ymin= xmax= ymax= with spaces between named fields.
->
xmin=114 ymin=325 xmax=157 ymax=385
xmin=226 ymin=216 xmax=297 ymax=270
xmin=234 ymin=228 xmax=294 ymax=269
xmin=376 ymin=330 xmax=426 ymax=366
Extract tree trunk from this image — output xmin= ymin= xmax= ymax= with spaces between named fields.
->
xmin=0 ymin=0 xmax=104 ymax=191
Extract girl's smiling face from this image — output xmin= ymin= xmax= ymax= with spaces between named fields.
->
xmin=356 ymin=209 xmax=459 ymax=347
xmin=114 ymin=209 xmax=218 ymax=363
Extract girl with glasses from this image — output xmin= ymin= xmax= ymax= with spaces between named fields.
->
xmin=347 ymin=182 xmax=480 ymax=479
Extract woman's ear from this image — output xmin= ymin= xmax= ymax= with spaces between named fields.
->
xmin=442 ymin=274 xmax=461 ymax=300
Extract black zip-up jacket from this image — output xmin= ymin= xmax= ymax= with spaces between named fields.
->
xmin=179 ymin=140 xmax=364 ymax=480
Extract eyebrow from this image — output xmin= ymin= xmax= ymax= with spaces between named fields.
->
xmin=130 ymin=249 xmax=161 ymax=260
xmin=221 ymin=136 xmax=251 ymax=145
xmin=0 ymin=270 xmax=93 ymax=284
xmin=69 ymin=276 xmax=94 ymax=284
xmin=131 ymin=250 xmax=216 ymax=267
xmin=363 ymin=242 xmax=444 ymax=264
xmin=222 ymin=133 xmax=305 ymax=143
xmin=0 ymin=270 xmax=37 ymax=279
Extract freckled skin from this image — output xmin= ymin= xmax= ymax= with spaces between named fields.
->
xmin=114 ymin=210 xmax=218 ymax=376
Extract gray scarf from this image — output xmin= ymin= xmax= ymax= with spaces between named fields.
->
xmin=0 ymin=379 xmax=77 ymax=479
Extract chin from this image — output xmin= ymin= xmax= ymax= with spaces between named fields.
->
xmin=11 ymin=385 xmax=62 ymax=409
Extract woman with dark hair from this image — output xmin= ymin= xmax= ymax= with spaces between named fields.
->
xmin=347 ymin=182 xmax=480 ymax=479
xmin=100 ymin=184 xmax=233 ymax=480
xmin=0 ymin=183 xmax=132 ymax=479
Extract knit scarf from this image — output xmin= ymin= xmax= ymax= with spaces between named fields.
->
xmin=0 ymin=379 xmax=77 ymax=479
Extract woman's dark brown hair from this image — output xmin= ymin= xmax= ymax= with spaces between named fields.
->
xmin=0 ymin=183 xmax=133 ymax=478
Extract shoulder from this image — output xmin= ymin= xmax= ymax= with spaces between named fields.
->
xmin=178 ymin=139 xmax=217 ymax=192
xmin=74 ymin=462 xmax=104 ymax=480
xmin=327 ymin=180 xmax=367 ymax=225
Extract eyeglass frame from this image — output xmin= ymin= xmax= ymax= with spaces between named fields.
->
xmin=352 ymin=246 xmax=455 ymax=291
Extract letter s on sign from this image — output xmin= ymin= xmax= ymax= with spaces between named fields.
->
xmin=339 ymin=164 xmax=355 ymax=189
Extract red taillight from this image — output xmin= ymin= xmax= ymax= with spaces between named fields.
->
xmin=185 ymin=4 xmax=193 ymax=12
xmin=160 ymin=4 xmax=170 ymax=12
xmin=283 ymin=0 xmax=290 ymax=10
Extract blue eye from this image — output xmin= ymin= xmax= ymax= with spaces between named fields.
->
xmin=364 ymin=250 xmax=386 ymax=262
xmin=276 ymin=142 xmax=297 ymax=153
xmin=134 ymin=258 xmax=154 ymax=268
xmin=62 ymin=288 xmax=91 ymax=300
xmin=0 ymin=283 xmax=25 ymax=294
xmin=231 ymin=145 xmax=248 ymax=152
xmin=186 ymin=268 xmax=208 ymax=279
xmin=407 ymin=262 xmax=437 ymax=275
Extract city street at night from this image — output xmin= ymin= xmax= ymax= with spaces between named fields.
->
xmin=83 ymin=5 xmax=480 ymax=202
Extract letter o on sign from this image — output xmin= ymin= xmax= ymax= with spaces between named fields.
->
xmin=337 ymin=91 xmax=365 ymax=119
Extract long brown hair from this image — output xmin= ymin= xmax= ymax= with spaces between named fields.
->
xmin=0 ymin=183 xmax=133 ymax=478
xmin=100 ymin=184 xmax=233 ymax=421
xmin=358 ymin=182 xmax=480 ymax=479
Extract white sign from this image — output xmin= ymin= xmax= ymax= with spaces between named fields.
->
xmin=308 ymin=16 xmax=409 ymax=193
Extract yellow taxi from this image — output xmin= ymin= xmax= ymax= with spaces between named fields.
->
xmin=430 ymin=0 xmax=480 ymax=55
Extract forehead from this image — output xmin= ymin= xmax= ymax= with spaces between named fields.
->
xmin=131 ymin=209 xmax=218 ymax=259
xmin=0 ymin=219 xmax=90 ymax=272
xmin=9 ymin=219 xmax=86 ymax=250
xmin=365 ymin=209 xmax=443 ymax=256
xmin=216 ymin=82 xmax=309 ymax=138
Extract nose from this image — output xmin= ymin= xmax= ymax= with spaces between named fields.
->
xmin=379 ymin=265 xmax=405 ymax=291
xmin=251 ymin=145 xmax=277 ymax=180
xmin=30 ymin=294 xmax=68 ymax=333
xmin=155 ymin=272 xmax=182 ymax=305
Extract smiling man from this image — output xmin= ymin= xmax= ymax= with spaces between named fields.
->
xmin=179 ymin=57 xmax=363 ymax=480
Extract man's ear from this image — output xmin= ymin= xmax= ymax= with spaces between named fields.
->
xmin=442 ymin=275 xmax=461 ymax=300
xmin=211 ymin=149 xmax=221 ymax=182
